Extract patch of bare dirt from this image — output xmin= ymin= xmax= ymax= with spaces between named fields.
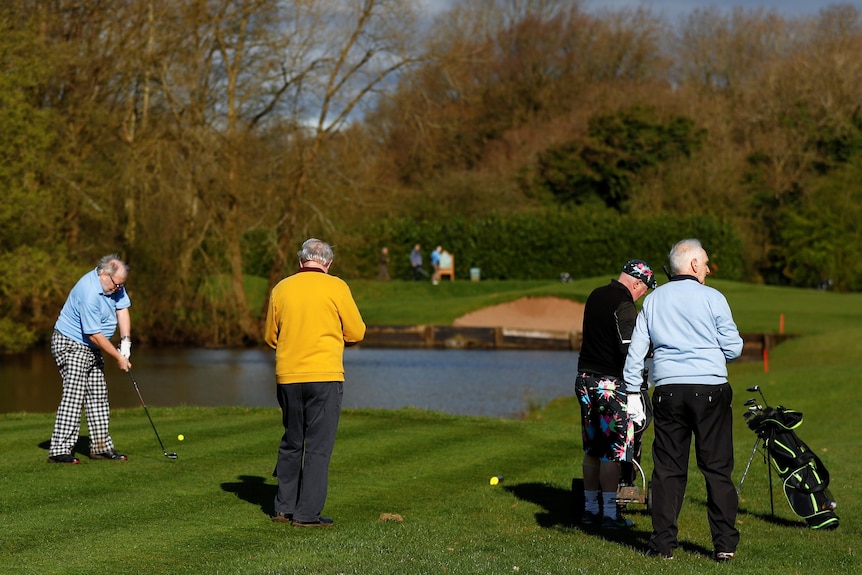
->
xmin=453 ymin=296 xmax=585 ymax=333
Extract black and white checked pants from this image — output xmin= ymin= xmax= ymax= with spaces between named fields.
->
xmin=48 ymin=330 xmax=116 ymax=456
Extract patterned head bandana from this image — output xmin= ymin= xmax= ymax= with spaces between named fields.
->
xmin=623 ymin=259 xmax=657 ymax=289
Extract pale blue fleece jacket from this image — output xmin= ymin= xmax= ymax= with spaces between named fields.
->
xmin=624 ymin=276 xmax=743 ymax=392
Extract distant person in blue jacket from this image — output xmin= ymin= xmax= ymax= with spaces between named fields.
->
xmin=430 ymin=245 xmax=442 ymax=285
xmin=624 ymin=238 xmax=743 ymax=563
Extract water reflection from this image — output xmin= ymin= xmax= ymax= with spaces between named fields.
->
xmin=1 ymin=347 xmax=580 ymax=419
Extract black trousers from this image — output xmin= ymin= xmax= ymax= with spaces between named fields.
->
xmin=649 ymin=383 xmax=739 ymax=556
xmin=274 ymin=381 xmax=343 ymax=523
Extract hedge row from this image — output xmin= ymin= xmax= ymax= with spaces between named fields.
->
xmin=341 ymin=208 xmax=745 ymax=282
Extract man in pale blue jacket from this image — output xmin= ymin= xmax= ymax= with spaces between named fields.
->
xmin=624 ymin=238 xmax=743 ymax=563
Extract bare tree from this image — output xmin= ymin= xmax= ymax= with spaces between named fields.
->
xmin=265 ymin=0 xmax=423 ymax=297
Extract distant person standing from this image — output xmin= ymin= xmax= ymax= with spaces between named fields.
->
xmin=266 ymin=238 xmax=366 ymax=527
xmin=430 ymin=245 xmax=442 ymax=285
xmin=378 ymin=247 xmax=390 ymax=281
xmin=624 ymin=238 xmax=743 ymax=562
xmin=410 ymin=244 xmax=425 ymax=281
xmin=576 ymin=259 xmax=656 ymax=530
xmin=47 ymin=254 xmax=133 ymax=464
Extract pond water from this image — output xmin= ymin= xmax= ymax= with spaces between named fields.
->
xmin=0 ymin=347 xmax=581 ymax=419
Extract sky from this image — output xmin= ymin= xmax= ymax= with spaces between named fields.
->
xmin=424 ymin=0 xmax=851 ymax=20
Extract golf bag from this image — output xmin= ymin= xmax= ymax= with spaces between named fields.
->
xmin=744 ymin=405 xmax=839 ymax=530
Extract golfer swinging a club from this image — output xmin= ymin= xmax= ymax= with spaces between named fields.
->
xmin=48 ymin=254 xmax=133 ymax=464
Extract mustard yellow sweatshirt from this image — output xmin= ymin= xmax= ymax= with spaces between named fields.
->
xmin=264 ymin=268 xmax=366 ymax=384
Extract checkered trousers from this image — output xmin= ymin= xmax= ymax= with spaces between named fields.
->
xmin=49 ymin=330 xmax=116 ymax=456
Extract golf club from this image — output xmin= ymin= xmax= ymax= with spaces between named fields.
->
xmin=744 ymin=398 xmax=758 ymax=407
xmin=747 ymin=385 xmax=769 ymax=407
xmin=662 ymin=265 xmax=672 ymax=281
xmin=128 ymin=370 xmax=178 ymax=459
xmin=737 ymin=436 xmax=761 ymax=494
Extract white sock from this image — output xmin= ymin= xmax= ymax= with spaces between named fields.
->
xmin=602 ymin=492 xmax=618 ymax=519
xmin=584 ymin=490 xmax=600 ymax=514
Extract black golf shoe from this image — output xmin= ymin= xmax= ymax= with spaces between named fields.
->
xmin=90 ymin=449 xmax=128 ymax=461
xmin=292 ymin=517 xmax=334 ymax=527
xmin=47 ymin=454 xmax=80 ymax=464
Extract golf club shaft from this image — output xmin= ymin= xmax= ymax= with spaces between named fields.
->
xmin=736 ymin=437 xmax=760 ymax=494
xmin=128 ymin=370 xmax=169 ymax=455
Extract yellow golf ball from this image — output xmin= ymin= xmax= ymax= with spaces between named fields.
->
xmin=178 ymin=434 xmax=185 ymax=441
xmin=490 ymin=476 xmax=501 ymax=486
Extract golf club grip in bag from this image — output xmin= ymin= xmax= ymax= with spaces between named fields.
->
xmin=746 ymin=406 xmax=839 ymax=530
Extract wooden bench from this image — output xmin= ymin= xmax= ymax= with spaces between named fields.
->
xmin=438 ymin=251 xmax=454 ymax=280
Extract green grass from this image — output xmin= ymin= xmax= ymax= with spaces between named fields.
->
xmin=346 ymin=277 xmax=862 ymax=334
xmin=3 ymin=280 xmax=862 ymax=574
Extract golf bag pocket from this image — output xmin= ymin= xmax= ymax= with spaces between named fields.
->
xmin=780 ymin=459 xmax=839 ymax=530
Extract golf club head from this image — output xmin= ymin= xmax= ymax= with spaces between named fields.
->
xmin=744 ymin=398 xmax=758 ymax=406
xmin=746 ymin=386 xmax=760 ymax=392
xmin=743 ymin=410 xmax=756 ymax=420
xmin=747 ymin=404 xmax=763 ymax=412
xmin=165 ymin=452 xmax=178 ymax=459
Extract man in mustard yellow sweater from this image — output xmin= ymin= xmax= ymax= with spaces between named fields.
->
xmin=265 ymin=238 xmax=366 ymax=527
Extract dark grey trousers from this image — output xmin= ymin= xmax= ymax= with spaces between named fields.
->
xmin=649 ymin=383 xmax=739 ymax=556
xmin=274 ymin=381 xmax=343 ymax=522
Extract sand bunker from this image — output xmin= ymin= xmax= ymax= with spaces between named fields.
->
xmin=453 ymin=296 xmax=585 ymax=333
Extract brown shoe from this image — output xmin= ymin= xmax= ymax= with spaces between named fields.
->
xmin=271 ymin=512 xmax=293 ymax=523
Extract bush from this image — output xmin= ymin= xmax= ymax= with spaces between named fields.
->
xmin=341 ymin=208 xmax=745 ymax=282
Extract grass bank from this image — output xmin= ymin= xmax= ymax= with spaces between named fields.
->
xmin=3 ymin=280 xmax=860 ymax=573
xmin=346 ymin=277 xmax=862 ymax=335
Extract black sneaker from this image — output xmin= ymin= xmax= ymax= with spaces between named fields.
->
xmin=292 ymin=517 xmax=334 ymax=527
xmin=47 ymin=454 xmax=80 ymax=464
xmin=90 ymin=450 xmax=128 ymax=461
xmin=601 ymin=515 xmax=634 ymax=531
xmin=581 ymin=510 xmax=600 ymax=527
xmin=646 ymin=549 xmax=674 ymax=560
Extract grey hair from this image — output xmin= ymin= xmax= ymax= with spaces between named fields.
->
xmin=298 ymin=238 xmax=334 ymax=266
xmin=669 ymin=238 xmax=703 ymax=275
xmin=96 ymin=254 xmax=128 ymax=276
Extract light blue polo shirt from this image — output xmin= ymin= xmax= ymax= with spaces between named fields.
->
xmin=54 ymin=268 xmax=131 ymax=347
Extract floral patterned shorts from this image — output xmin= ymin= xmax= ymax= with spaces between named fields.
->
xmin=575 ymin=373 xmax=635 ymax=462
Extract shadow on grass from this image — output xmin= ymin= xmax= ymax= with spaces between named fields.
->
xmin=735 ymin=501 xmax=806 ymax=528
xmin=506 ymin=479 xmax=720 ymax=559
xmin=504 ymin=481 xmax=573 ymax=528
xmin=38 ymin=436 xmax=91 ymax=457
xmin=221 ymin=475 xmax=277 ymax=517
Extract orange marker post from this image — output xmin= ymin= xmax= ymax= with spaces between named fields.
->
xmin=763 ymin=347 xmax=769 ymax=373
xmin=779 ymin=313 xmax=785 ymax=335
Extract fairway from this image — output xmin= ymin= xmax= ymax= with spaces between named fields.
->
xmin=3 ymin=281 xmax=861 ymax=574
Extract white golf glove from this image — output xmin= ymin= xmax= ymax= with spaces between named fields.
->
xmin=627 ymin=393 xmax=646 ymax=427
xmin=120 ymin=339 xmax=132 ymax=359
